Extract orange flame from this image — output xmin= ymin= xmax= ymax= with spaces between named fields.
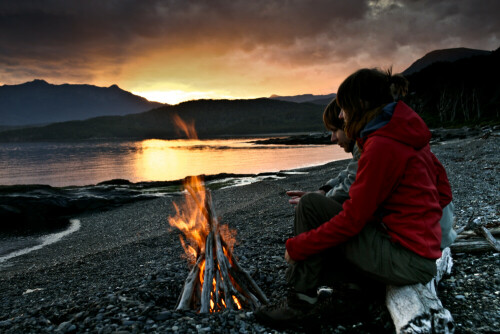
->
xmin=172 ymin=113 xmax=198 ymax=139
xmin=233 ymin=295 xmax=242 ymax=310
xmin=168 ymin=115 xmax=242 ymax=312
xmin=168 ymin=175 xmax=209 ymax=264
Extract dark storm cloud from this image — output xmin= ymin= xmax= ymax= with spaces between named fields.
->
xmin=0 ymin=0 xmax=498 ymax=83
xmin=0 ymin=0 xmax=366 ymax=58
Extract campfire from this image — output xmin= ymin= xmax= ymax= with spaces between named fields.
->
xmin=168 ymin=115 xmax=268 ymax=313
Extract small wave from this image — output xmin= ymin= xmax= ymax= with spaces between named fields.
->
xmin=0 ymin=219 xmax=81 ymax=265
xmin=207 ymin=174 xmax=289 ymax=190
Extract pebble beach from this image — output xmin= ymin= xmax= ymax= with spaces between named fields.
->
xmin=0 ymin=129 xmax=499 ymax=333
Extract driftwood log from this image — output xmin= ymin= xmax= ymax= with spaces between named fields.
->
xmin=451 ymin=226 xmax=500 ymax=253
xmin=174 ymin=188 xmax=268 ymax=312
xmin=386 ymin=247 xmax=455 ymax=334
xmin=386 ymin=224 xmax=499 ymax=332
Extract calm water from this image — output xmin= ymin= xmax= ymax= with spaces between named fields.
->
xmin=0 ymin=138 xmax=350 ymax=187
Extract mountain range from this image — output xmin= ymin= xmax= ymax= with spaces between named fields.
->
xmin=0 ymin=99 xmax=325 ymax=142
xmin=0 ymin=80 xmax=163 ymax=126
xmin=0 ymin=46 xmax=497 ymax=141
xmin=403 ymin=47 xmax=499 ymax=127
xmin=269 ymin=93 xmax=336 ymax=105
xmin=402 ymin=47 xmax=492 ymax=75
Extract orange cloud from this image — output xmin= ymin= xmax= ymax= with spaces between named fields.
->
xmin=0 ymin=1 xmax=498 ymax=102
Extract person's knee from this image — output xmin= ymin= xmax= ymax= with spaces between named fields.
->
xmin=299 ymin=192 xmax=324 ymax=206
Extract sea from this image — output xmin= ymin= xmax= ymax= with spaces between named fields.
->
xmin=0 ymin=137 xmax=349 ymax=186
xmin=0 ymin=136 xmax=350 ymax=267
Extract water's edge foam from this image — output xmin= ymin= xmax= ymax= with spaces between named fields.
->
xmin=0 ymin=219 xmax=81 ymax=265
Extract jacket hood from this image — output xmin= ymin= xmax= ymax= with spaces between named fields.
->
xmin=359 ymin=101 xmax=431 ymax=150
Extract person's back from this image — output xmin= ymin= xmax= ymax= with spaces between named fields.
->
xmin=352 ymin=100 xmax=443 ymax=258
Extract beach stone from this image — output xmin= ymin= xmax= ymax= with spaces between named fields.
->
xmin=0 ymin=320 xmax=12 ymax=327
xmin=56 ymin=321 xmax=75 ymax=333
xmin=154 ymin=311 xmax=172 ymax=321
xmin=0 ymin=134 xmax=498 ymax=333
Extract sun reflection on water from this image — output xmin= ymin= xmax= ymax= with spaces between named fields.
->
xmin=0 ymin=138 xmax=350 ymax=186
xmin=132 ymin=138 xmax=350 ymax=183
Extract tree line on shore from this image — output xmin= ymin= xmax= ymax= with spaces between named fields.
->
xmin=403 ymin=47 xmax=499 ymax=127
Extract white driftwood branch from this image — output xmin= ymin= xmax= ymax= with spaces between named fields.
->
xmin=450 ymin=225 xmax=500 ymax=253
xmin=176 ymin=254 xmax=204 ymax=310
xmin=386 ymin=284 xmax=454 ymax=334
xmin=434 ymin=247 xmax=453 ymax=294
xmin=450 ymin=240 xmax=495 ymax=253
xmin=455 ymin=227 xmax=500 ymax=239
xmin=386 ymin=247 xmax=454 ymax=334
xmin=477 ymin=226 xmax=500 ymax=252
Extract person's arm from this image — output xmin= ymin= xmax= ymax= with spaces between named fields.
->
xmin=286 ymin=138 xmax=405 ymax=261
xmin=431 ymin=152 xmax=452 ymax=208
xmin=440 ymin=202 xmax=457 ymax=248
xmin=326 ymin=145 xmax=360 ymax=203
xmin=430 ymin=152 xmax=455 ymax=248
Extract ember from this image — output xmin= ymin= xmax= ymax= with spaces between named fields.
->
xmin=168 ymin=115 xmax=268 ymax=313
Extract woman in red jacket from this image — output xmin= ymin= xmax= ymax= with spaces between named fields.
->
xmin=256 ymin=68 xmax=452 ymax=327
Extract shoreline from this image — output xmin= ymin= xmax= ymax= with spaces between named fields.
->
xmin=0 ymin=153 xmax=350 ymax=236
xmin=0 ymin=133 xmax=498 ymax=333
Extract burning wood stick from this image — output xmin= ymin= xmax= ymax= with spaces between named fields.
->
xmin=221 ymin=238 xmax=269 ymax=305
xmin=170 ymin=177 xmax=268 ymax=313
xmin=200 ymin=231 xmax=214 ymax=313
xmin=214 ymin=231 xmax=236 ymax=310
xmin=176 ymin=254 xmax=205 ymax=310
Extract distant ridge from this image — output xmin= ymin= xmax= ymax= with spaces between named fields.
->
xmin=0 ymin=80 xmax=164 ymax=126
xmin=270 ymin=93 xmax=336 ymax=104
xmin=0 ymin=98 xmax=326 ymax=142
xmin=402 ymin=47 xmax=499 ymax=127
xmin=402 ymin=47 xmax=492 ymax=75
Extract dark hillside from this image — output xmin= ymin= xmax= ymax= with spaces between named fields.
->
xmin=270 ymin=93 xmax=336 ymax=104
xmin=402 ymin=47 xmax=492 ymax=75
xmin=0 ymin=98 xmax=325 ymax=142
xmin=0 ymin=80 xmax=164 ymax=126
xmin=402 ymin=47 xmax=500 ymax=127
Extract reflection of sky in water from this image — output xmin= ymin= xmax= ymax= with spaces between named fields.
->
xmin=0 ymin=139 xmax=350 ymax=187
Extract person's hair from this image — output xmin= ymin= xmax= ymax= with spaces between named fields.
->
xmin=336 ymin=67 xmax=401 ymax=139
xmin=323 ymin=98 xmax=343 ymax=130
xmin=390 ymin=74 xmax=409 ymax=101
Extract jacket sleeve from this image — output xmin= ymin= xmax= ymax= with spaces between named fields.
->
xmin=431 ymin=152 xmax=452 ymax=208
xmin=326 ymin=144 xmax=360 ymax=203
xmin=286 ymin=138 xmax=405 ymax=261
xmin=440 ymin=202 xmax=457 ymax=248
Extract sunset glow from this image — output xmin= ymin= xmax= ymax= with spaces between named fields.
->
xmin=0 ymin=1 xmax=497 ymax=104
xmin=132 ymin=90 xmax=244 ymax=105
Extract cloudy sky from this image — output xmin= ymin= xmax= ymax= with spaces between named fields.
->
xmin=1 ymin=0 xmax=498 ymax=104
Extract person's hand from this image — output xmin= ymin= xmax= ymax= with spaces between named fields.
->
xmin=286 ymin=190 xmax=306 ymax=205
xmin=286 ymin=190 xmax=326 ymax=205
xmin=285 ymin=250 xmax=296 ymax=265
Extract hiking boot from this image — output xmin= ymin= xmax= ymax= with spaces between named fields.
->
xmin=254 ymin=291 xmax=318 ymax=329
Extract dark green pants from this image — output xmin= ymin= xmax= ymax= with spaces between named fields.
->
xmin=286 ymin=193 xmax=437 ymax=293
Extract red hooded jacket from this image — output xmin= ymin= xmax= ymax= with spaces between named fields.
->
xmin=286 ymin=101 xmax=451 ymax=261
